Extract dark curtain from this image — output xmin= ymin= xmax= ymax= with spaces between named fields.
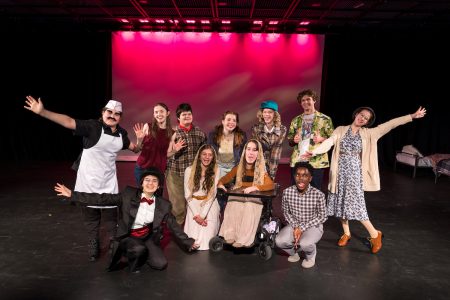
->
xmin=321 ymin=32 xmax=450 ymax=167
xmin=3 ymin=33 xmax=111 ymax=162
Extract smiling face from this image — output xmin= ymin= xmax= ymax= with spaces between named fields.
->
xmin=245 ymin=141 xmax=259 ymax=165
xmin=262 ymin=109 xmax=275 ymax=125
xmin=153 ymin=105 xmax=169 ymax=126
xmin=141 ymin=175 xmax=159 ymax=195
xmin=300 ymin=95 xmax=316 ymax=114
xmin=294 ymin=167 xmax=312 ymax=192
xmin=102 ymin=108 xmax=122 ymax=128
xmin=353 ymin=109 xmax=372 ymax=127
xmin=200 ymin=148 xmax=214 ymax=167
xmin=178 ymin=111 xmax=193 ymax=127
xmin=222 ymin=113 xmax=237 ymax=133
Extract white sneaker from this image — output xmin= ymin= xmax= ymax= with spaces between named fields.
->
xmin=301 ymin=257 xmax=316 ymax=268
xmin=287 ymin=253 xmax=300 ymax=262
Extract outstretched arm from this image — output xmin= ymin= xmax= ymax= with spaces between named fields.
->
xmin=410 ymin=106 xmax=426 ymax=119
xmin=24 ymin=96 xmax=76 ymax=130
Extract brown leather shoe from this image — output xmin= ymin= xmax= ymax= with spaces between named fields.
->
xmin=369 ymin=230 xmax=383 ymax=254
xmin=337 ymin=233 xmax=351 ymax=247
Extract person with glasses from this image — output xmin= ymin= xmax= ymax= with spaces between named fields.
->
xmin=302 ymin=106 xmax=426 ymax=254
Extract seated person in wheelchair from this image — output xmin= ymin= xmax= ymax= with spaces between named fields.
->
xmin=275 ymin=162 xmax=327 ymax=269
xmin=217 ymin=139 xmax=275 ymax=248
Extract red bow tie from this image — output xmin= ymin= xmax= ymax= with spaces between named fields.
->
xmin=141 ymin=197 xmax=154 ymax=205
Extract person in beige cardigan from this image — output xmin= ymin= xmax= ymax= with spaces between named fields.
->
xmin=303 ymin=106 xmax=426 ymax=254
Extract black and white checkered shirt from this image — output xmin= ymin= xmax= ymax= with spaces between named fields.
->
xmin=282 ymin=185 xmax=327 ymax=232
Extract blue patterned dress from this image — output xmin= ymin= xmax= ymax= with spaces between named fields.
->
xmin=327 ymin=127 xmax=369 ymax=220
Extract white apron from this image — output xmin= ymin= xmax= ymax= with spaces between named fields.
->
xmin=75 ymin=127 xmax=123 ymax=208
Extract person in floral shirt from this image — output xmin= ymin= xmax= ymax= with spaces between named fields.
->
xmin=287 ymin=89 xmax=334 ymax=191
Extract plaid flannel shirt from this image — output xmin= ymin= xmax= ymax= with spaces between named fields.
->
xmin=251 ymin=123 xmax=287 ymax=179
xmin=282 ymin=185 xmax=327 ymax=232
xmin=167 ymin=126 xmax=206 ymax=176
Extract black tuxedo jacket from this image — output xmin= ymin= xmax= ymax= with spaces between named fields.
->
xmin=71 ymin=186 xmax=194 ymax=268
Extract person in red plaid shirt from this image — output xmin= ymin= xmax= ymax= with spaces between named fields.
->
xmin=275 ymin=162 xmax=327 ymax=268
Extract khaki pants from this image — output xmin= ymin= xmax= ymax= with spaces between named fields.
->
xmin=166 ymin=171 xmax=186 ymax=225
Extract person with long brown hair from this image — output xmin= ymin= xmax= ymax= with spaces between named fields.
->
xmin=217 ymin=139 xmax=275 ymax=248
xmin=183 ymin=144 xmax=220 ymax=250
xmin=207 ymin=111 xmax=247 ymax=178
xmin=134 ymin=103 xmax=174 ymax=186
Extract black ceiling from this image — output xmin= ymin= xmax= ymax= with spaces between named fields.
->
xmin=2 ymin=0 xmax=450 ymax=33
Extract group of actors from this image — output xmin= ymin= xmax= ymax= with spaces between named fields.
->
xmin=24 ymin=91 xmax=426 ymax=272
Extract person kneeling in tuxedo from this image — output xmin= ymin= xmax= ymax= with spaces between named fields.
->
xmin=55 ymin=167 xmax=199 ymax=273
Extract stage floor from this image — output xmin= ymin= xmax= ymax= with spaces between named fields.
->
xmin=0 ymin=161 xmax=449 ymax=300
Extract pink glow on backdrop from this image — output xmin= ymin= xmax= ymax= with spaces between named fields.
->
xmin=112 ymin=32 xmax=325 ymax=159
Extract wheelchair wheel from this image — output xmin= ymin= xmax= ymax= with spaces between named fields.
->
xmin=209 ymin=236 xmax=224 ymax=252
xmin=258 ymin=242 xmax=272 ymax=261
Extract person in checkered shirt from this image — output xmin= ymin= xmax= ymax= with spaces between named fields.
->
xmin=166 ymin=103 xmax=206 ymax=224
xmin=275 ymin=162 xmax=327 ymax=268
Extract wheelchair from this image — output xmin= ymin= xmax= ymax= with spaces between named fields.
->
xmin=209 ymin=185 xmax=281 ymax=261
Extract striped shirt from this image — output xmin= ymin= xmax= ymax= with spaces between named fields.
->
xmin=282 ymin=185 xmax=327 ymax=232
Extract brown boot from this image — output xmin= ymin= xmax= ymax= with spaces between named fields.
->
xmin=337 ymin=233 xmax=351 ymax=247
xmin=369 ymin=230 xmax=383 ymax=254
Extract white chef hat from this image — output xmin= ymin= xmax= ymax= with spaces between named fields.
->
xmin=104 ymin=100 xmax=123 ymax=113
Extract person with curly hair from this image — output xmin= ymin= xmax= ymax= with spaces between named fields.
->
xmin=183 ymin=144 xmax=221 ymax=250
xmin=251 ymin=100 xmax=287 ymax=180
xmin=288 ymin=89 xmax=334 ymax=190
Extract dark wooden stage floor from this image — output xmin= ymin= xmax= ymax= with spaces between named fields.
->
xmin=0 ymin=161 xmax=449 ymax=300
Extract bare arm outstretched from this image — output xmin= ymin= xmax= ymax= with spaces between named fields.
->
xmin=24 ymin=96 xmax=76 ymax=130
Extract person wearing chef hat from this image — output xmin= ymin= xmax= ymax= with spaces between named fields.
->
xmin=24 ymin=96 xmax=144 ymax=261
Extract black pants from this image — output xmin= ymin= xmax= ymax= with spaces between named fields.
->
xmin=82 ymin=207 xmax=118 ymax=243
xmin=120 ymin=236 xmax=168 ymax=271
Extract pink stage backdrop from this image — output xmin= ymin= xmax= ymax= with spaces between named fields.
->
xmin=112 ymin=31 xmax=325 ymax=160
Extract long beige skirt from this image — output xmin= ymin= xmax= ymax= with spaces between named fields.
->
xmin=218 ymin=196 xmax=263 ymax=247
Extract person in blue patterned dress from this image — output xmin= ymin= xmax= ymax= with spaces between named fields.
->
xmin=303 ymin=106 xmax=426 ymax=254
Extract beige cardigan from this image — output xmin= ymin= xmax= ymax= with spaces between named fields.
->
xmin=311 ymin=114 xmax=412 ymax=193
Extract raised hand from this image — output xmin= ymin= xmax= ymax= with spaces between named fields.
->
xmin=133 ymin=123 xmax=146 ymax=140
xmin=24 ymin=95 xmax=44 ymax=115
xmin=411 ymin=106 xmax=426 ymax=119
xmin=54 ymin=183 xmax=72 ymax=198
xmin=173 ymin=138 xmax=187 ymax=152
